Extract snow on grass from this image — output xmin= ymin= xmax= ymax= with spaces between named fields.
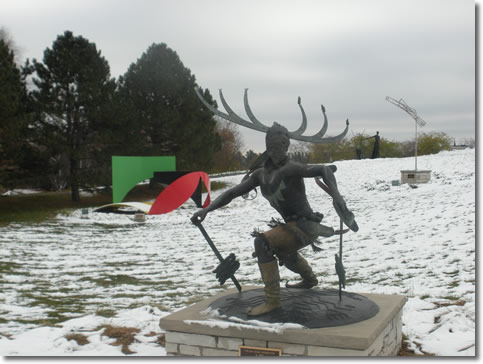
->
xmin=0 ymin=149 xmax=475 ymax=356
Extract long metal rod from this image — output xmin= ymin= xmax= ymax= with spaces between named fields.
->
xmin=339 ymin=218 xmax=343 ymax=262
xmin=314 ymin=177 xmax=345 ymax=300
xmin=195 ymin=222 xmax=242 ymax=293
xmin=415 ymin=121 xmax=418 ymax=170
xmin=339 ymin=218 xmax=343 ymax=300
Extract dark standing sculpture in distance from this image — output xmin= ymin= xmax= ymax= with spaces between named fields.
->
xmin=366 ymin=131 xmax=380 ymax=159
xmin=192 ymin=89 xmax=359 ymax=316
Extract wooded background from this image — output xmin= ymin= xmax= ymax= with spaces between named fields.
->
xmin=1 ymin=29 xmax=470 ymax=200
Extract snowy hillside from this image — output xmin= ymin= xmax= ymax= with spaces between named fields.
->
xmin=0 ymin=149 xmax=475 ymax=356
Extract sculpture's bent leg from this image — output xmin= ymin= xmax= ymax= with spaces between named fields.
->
xmin=253 ymin=235 xmax=276 ymax=263
xmin=284 ymin=253 xmax=318 ymax=289
xmin=247 ymin=260 xmax=281 ymax=316
xmin=248 ymin=235 xmax=280 ymax=316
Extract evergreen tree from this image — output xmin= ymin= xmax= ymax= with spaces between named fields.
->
xmin=0 ymin=38 xmax=29 ymax=188
xmin=30 ymin=31 xmax=116 ymax=201
xmin=118 ymin=43 xmax=218 ymax=170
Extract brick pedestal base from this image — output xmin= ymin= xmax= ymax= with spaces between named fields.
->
xmin=159 ymin=287 xmax=406 ymax=357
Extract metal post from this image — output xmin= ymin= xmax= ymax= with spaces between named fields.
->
xmin=339 ymin=218 xmax=343 ymax=301
xmin=385 ymin=96 xmax=426 ymax=172
xmin=415 ymin=120 xmax=418 ymax=171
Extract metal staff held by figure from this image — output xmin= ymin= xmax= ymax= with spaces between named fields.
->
xmin=335 ymin=218 xmax=346 ymax=301
xmin=192 ymin=218 xmax=242 ymax=293
xmin=315 ymin=177 xmax=346 ymax=300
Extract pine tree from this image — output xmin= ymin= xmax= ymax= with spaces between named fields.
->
xmin=118 ymin=43 xmax=218 ymax=170
xmin=30 ymin=31 xmax=116 ymax=201
xmin=0 ymin=38 xmax=29 ymax=188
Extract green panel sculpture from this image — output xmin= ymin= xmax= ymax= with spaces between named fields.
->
xmin=112 ymin=156 xmax=176 ymax=203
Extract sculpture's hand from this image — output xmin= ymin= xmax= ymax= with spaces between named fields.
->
xmin=191 ymin=209 xmax=208 ymax=225
xmin=332 ymin=196 xmax=359 ymax=232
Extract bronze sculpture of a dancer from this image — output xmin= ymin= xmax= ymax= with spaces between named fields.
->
xmin=192 ymin=89 xmax=358 ymax=316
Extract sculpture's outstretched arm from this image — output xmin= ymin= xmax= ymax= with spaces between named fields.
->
xmin=191 ymin=175 xmax=259 ymax=224
xmin=303 ymin=164 xmax=359 ymax=232
xmin=303 ymin=165 xmax=341 ymax=198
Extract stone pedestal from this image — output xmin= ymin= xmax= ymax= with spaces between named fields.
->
xmin=159 ymin=287 xmax=406 ymax=357
xmin=400 ymin=170 xmax=431 ymax=184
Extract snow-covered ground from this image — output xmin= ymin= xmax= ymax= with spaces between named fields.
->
xmin=0 ymin=149 xmax=475 ymax=356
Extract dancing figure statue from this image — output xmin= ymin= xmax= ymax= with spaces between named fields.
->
xmin=192 ymin=89 xmax=358 ymax=316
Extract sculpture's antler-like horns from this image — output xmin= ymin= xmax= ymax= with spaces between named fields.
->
xmin=194 ymin=87 xmax=349 ymax=144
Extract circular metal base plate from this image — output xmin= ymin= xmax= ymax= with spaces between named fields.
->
xmin=209 ymin=288 xmax=379 ymax=328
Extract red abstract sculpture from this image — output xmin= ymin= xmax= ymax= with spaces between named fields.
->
xmin=149 ymin=172 xmax=210 ymax=215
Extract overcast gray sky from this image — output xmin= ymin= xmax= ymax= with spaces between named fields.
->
xmin=1 ymin=0 xmax=475 ymax=152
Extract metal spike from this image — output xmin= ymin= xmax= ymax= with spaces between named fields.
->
xmin=218 ymin=89 xmax=256 ymax=130
xmin=289 ymin=96 xmax=307 ymax=136
xmin=243 ymin=89 xmax=270 ymax=131
xmin=194 ymin=87 xmax=349 ymax=144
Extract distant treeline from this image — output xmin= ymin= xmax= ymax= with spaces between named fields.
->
xmin=305 ymin=131 xmax=463 ymax=164
xmin=0 ymin=29 xmax=471 ymax=200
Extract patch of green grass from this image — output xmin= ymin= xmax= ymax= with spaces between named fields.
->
xmin=96 ymin=308 xmax=117 ymax=318
xmin=46 ymin=311 xmax=76 ymax=322
xmin=92 ymin=274 xmax=144 ymax=287
xmin=0 ymin=261 xmax=22 ymax=271
xmin=81 ymin=275 xmax=173 ymax=288
xmin=16 ymin=318 xmax=63 ymax=327
xmin=0 ymin=181 xmax=228 ymax=226
xmin=213 ymin=181 xmax=227 ymax=191
xmin=448 ymin=281 xmax=460 ymax=288
xmin=184 ymin=295 xmax=208 ymax=306
xmin=0 ymin=190 xmax=112 ymax=226
xmin=19 ymin=292 xmax=94 ymax=322
xmin=104 ymin=261 xmax=147 ymax=268
xmin=374 ymin=277 xmax=389 ymax=284
xmin=345 ymin=276 xmax=364 ymax=284
xmin=440 ymin=296 xmax=462 ymax=302
xmin=443 ymin=270 xmax=460 ymax=277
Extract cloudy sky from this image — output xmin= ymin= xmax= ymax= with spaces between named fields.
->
xmin=1 ymin=0 xmax=475 ymax=152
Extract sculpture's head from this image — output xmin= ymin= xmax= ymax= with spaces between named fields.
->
xmin=265 ymin=122 xmax=290 ymax=165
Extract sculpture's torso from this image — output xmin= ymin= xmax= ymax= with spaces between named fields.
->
xmin=254 ymin=160 xmax=315 ymax=222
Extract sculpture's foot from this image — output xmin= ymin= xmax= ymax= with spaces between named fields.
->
xmin=285 ymin=277 xmax=318 ymax=289
xmin=247 ymin=300 xmax=280 ymax=316
xmin=248 ymin=260 xmax=280 ymax=316
xmin=283 ymin=254 xmax=318 ymax=289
